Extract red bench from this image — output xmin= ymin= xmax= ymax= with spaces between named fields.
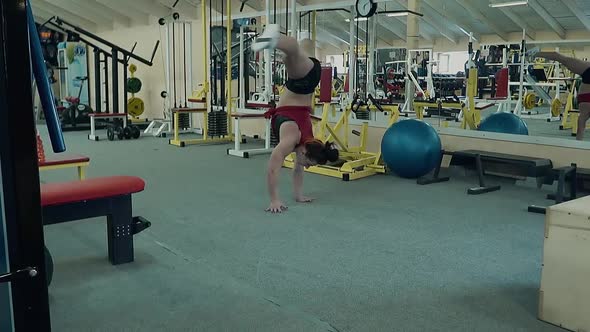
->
xmin=42 ymin=176 xmax=151 ymax=265
xmin=39 ymin=154 xmax=90 ymax=180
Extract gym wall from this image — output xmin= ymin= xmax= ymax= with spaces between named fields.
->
xmin=86 ymin=17 xmax=206 ymax=120
xmin=83 ymin=14 xmax=590 ymax=139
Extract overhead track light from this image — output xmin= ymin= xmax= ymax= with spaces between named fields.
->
xmin=386 ymin=12 xmax=408 ymax=17
xmin=380 ymin=9 xmax=423 ymax=17
xmin=489 ymin=1 xmax=528 ymax=8
xmin=345 ymin=17 xmax=369 ymax=22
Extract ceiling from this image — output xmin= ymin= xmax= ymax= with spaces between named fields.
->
xmin=30 ymin=0 xmax=590 ymax=50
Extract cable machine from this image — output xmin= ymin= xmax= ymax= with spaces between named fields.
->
xmin=166 ymin=0 xmax=234 ymax=147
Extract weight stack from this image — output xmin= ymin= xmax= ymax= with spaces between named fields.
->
xmin=178 ymin=113 xmax=190 ymax=130
xmin=270 ymin=128 xmax=278 ymax=147
xmin=355 ymin=110 xmax=370 ymax=120
xmin=207 ymin=111 xmax=228 ymax=137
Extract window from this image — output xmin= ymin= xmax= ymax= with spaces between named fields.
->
xmin=325 ymin=54 xmax=345 ymax=75
xmin=435 ymin=51 xmax=469 ymax=74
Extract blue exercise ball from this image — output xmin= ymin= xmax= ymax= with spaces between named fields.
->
xmin=381 ymin=119 xmax=442 ymax=179
xmin=478 ymin=112 xmax=529 ymax=135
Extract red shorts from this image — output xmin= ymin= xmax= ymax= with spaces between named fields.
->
xmin=578 ymin=93 xmax=590 ymax=104
xmin=264 ymin=106 xmax=313 ymax=144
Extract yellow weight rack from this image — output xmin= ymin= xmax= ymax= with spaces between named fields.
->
xmin=283 ymin=102 xmax=400 ymax=181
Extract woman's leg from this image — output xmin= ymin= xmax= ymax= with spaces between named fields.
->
xmin=577 ymin=105 xmax=590 ymax=140
xmin=536 ymin=51 xmax=590 ymax=76
xmin=252 ymin=24 xmax=314 ymax=79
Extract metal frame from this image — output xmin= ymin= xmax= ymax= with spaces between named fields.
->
xmin=0 ymin=0 xmax=51 ymax=329
xmin=42 ymin=194 xmax=151 ymax=265
xmin=226 ymin=111 xmax=273 ymax=158
xmin=88 ymin=113 xmax=128 ymax=141
xmin=39 ymin=160 xmax=89 ymax=180
xmin=168 ymin=0 xmax=234 ymax=147
xmin=283 ymin=102 xmax=398 ymax=181
xmin=528 ymin=164 xmax=578 ymax=214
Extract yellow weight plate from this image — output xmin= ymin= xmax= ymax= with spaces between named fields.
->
xmin=551 ymin=98 xmax=562 ymax=117
xmin=524 ymin=92 xmax=536 ymax=110
xmin=127 ymin=97 xmax=145 ymax=117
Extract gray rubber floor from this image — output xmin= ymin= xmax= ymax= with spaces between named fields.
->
xmin=39 ymin=127 xmax=565 ymax=332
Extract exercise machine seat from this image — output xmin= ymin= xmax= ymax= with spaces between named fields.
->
xmin=38 ymin=154 xmax=89 ymax=167
xmin=41 ymin=176 xmax=145 ymax=207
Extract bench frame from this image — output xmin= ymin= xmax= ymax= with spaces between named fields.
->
xmin=88 ymin=113 xmax=128 ymax=141
xmin=528 ymin=164 xmax=578 ymax=214
xmin=43 ymin=194 xmax=151 ymax=265
xmin=169 ymin=107 xmax=233 ymax=147
xmin=447 ymin=150 xmax=553 ymax=195
xmin=227 ymin=111 xmax=273 ymax=158
xmin=39 ymin=159 xmax=89 ymax=180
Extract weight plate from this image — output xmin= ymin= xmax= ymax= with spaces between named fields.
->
xmin=123 ymin=127 xmax=132 ymax=139
xmin=107 ymin=126 xmax=115 ymax=141
xmin=126 ymin=77 xmax=142 ymax=94
xmin=551 ymin=98 xmax=562 ymax=117
xmin=115 ymin=126 xmax=124 ymax=140
xmin=131 ymin=125 xmax=141 ymax=139
xmin=524 ymin=92 xmax=536 ymax=110
xmin=127 ymin=97 xmax=145 ymax=117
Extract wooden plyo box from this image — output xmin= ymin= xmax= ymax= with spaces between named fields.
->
xmin=539 ymin=195 xmax=590 ymax=331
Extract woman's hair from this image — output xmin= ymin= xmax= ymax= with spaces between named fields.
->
xmin=304 ymin=140 xmax=339 ymax=165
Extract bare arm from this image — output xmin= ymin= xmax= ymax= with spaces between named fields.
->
xmin=267 ymin=141 xmax=293 ymax=202
xmin=293 ymin=158 xmax=304 ymax=199
xmin=267 ymin=123 xmax=299 ymax=206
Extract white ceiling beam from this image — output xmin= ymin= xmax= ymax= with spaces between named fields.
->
xmin=562 ymin=0 xmax=590 ymax=32
xmin=454 ymin=0 xmax=509 ymax=41
xmin=528 ymin=0 xmax=565 ymax=39
xmin=32 ymin=0 xmax=97 ymax=31
xmin=317 ymin=30 xmax=345 ymax=49
xmin=331 ymin=9 xmax=403 ymax=43
xmin=45 ymin=0 xmax=114 ymax=29
xmin=66 ymin=0 xmax=131 ymax=27
xmin=157 ymin=0 xmax=198 ymax=19
xmin=497 ymin=7 xmax=535 ymax=39
xmin=240 ymin=0 xmax=263 ymax=11
xmin=422 ymin=0 xmax=480 ymax=40
xmin=32 ymin=7 xmax=55 ymax=23
xmin=382 ymin=0 xmax=438 ymax=41
xmin=127 ymin=0 xmax=171 ymax=18
xmin=322 ymin=23 xmax=362 ymax=44
xmin=96 ymin=0 xmax=150 ymax=25
xmin=220 ymin=0 xmax=355 ymax=20
xmin=375 ymin=16 xmax=408 ymax=42
xmin=410 ymin=11 xmax=458 ymax=44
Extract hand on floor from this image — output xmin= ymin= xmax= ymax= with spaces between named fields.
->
xmin=266 ymin=200 xmax=288 ymax=213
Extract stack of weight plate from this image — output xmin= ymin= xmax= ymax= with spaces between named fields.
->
xmin=207 ymin=110 xmax=228 ymax=137
xmin=178 ymin=113 xmax=190 ymax=129
xmin=355 ymin=109 xmax=370 ymax=120
xmin=270 ymin=128 xmax=278 ymax=147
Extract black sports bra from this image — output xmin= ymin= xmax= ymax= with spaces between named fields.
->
xmin=285 ymin=58 xmax=322 ymax=95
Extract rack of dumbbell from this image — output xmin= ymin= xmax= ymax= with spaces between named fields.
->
xmin=432 ymin=74 xmax=464 ymax=99
xmin=106 ymin=119 xmax=141 ymax=141
xmin=385 ymin=71 xmax=406 ymax=103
